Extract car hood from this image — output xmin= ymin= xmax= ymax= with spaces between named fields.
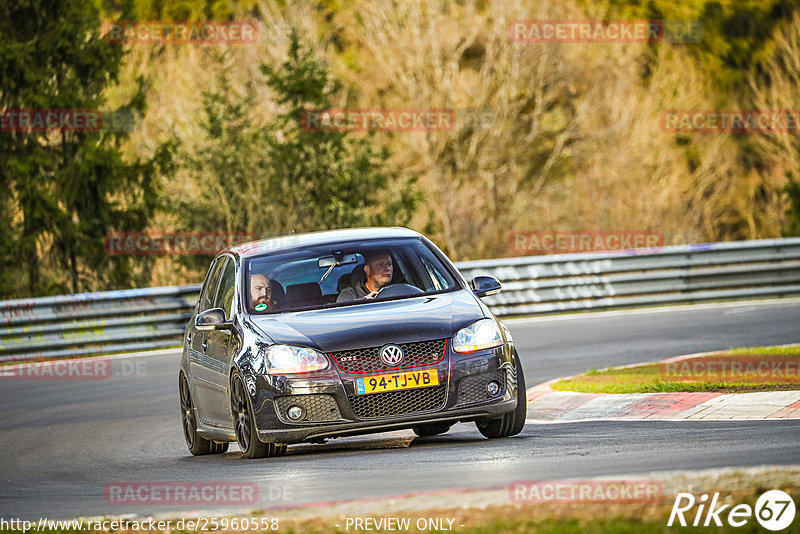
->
xmin=249 ymin=289 xmax=485 ymax=352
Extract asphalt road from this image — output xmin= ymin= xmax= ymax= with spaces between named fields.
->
xmin=1 ymin=299 xmax=799 ymax=521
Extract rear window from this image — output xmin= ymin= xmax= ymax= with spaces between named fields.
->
xmin=244 ymin=238 xmax=460 ymax=314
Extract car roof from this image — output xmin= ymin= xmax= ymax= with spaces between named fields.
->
xmin=226 ymin=227 xmax=424 ymax=259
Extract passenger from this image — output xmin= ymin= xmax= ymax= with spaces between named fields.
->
xmin=250 ymin=273 xmax=278 ymax=311
xmin=337 ymin=250 xmax=393 ymax=302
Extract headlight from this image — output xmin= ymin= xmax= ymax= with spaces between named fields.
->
xmin=452 ymin=319 xmax=503 ymax=353
xmin=264 ymin=345 xmax=329 ymax=374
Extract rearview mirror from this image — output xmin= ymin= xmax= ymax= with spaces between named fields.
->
xmin=318 ymin=253 xmax=358 ymax=268
xmin=471 ymin=276 xmax=502 ymax=298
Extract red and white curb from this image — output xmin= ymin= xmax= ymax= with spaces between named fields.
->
xmin=525 ymin=351 xmax=800 ymax=423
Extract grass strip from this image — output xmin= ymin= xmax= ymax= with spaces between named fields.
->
xmin=552 ymin=345 xmax=800 ymax=394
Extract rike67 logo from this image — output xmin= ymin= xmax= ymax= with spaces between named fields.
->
xmin=669 ymin=490 xmax=796 ymax=531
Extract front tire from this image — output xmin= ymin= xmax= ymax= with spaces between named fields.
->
xmin=412 ymin=423 xmax=452 ymax=437
xmin=180 ymin=373 xmax=228 ymax=455
xmin=476 ymin=351 xmax=527 ymax=439
xmin=231 ymin=371 xmax=287 ymax=459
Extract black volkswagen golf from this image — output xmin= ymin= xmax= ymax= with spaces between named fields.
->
xmin=179 ymin=227 xmax=526 ymax=458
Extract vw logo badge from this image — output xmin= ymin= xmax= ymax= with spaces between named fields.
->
xmin=380 ymin=344 xmax=404 ymax=366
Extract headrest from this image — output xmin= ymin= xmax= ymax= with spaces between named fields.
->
xmin=337 ymin=272 xmax=352 ymax=292
xmin=349 ymin=264 xmax=366 ymax=285
xmin=269 ymin=280 xmax=285 ymax=302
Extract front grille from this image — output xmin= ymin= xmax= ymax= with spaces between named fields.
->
xmin=349 ymin=386 xmax=447 ymax=419
xmin=331 ymin=339 xmax=447 ymax=374
xmin=456 ymin=369 xmax=506 ymax=406
xmin=274 ymin=394 xmax=343 ymax=423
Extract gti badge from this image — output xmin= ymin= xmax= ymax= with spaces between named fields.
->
xmin=380 ymin=344 xmax=404 ymax=366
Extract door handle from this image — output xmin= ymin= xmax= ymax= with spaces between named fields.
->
xmin=201 ymin=339 xmax=208 ymax=353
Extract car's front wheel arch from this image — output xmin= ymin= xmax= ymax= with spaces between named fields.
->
xmin=475 ymin=349 xmax=527 ymax=439
xmin=229 ymin=369 xmax=287 ymax=459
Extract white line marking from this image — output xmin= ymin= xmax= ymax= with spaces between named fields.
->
xmin=504 ymin=297 xmax=800 ymax=325
xmin=525 ymin=416 xmax=800 ymax=424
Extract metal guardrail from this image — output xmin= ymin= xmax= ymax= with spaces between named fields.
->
xmin=0 ymin=286 xmax=198 ymax=362
xmin=457 ymin=237 xmax=800 ymax=315
xmin=1 ymin=238 xmax=799 ymax=362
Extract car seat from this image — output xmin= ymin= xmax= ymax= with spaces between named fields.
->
xmin=269 ymin=280 xmax=286 ymax=310
xmin=285 ymin=282 xmax=323 ymax=308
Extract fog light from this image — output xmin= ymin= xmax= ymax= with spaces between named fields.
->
xmin=487 ymin=381 xmax=501 ymax=396
xmin=287 ymin=405 xmax=304 ymax=421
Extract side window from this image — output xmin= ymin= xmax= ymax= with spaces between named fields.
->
xmin=213 ymin=257 xmax=237 ymax=319
xmin=198 ymin=258 xmax=225 ymax=312
xmin=411 ymin=242 xmax=456 ymax=292
xmin=421 ymin=256 xmax=446 ymax=291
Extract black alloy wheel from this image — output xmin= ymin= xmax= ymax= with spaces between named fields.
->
xmin=476 ymin=351 xmax=527 ymax=439
xmin=231 ymin=371 xmax=287 ymax=459
xmin=180 ymin=373 xmax=228 ymax=455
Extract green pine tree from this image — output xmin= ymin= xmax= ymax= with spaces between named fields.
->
xmin=0 ymin=0 xmax=173 ymax=297
xmin=172 ymin=30 xmax=418 ymax=276
xmin=259 ymin=30 xmax=419 ymax=232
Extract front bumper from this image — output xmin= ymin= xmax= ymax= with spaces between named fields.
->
xmin=247 ymin=342 xmax=519 ymax=444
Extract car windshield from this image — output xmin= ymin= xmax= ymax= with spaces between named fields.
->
xmin=244 ymin=238 xmax=460 ymax=314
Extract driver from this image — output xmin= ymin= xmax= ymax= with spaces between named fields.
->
xmin=337 ymin=250 xmax=393 ymax=302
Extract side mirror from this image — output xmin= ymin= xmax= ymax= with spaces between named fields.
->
xmin=471 ymin=275 xmax=502 ymax=298
xmin=195 ymin=308 xmax=230 ymax=331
